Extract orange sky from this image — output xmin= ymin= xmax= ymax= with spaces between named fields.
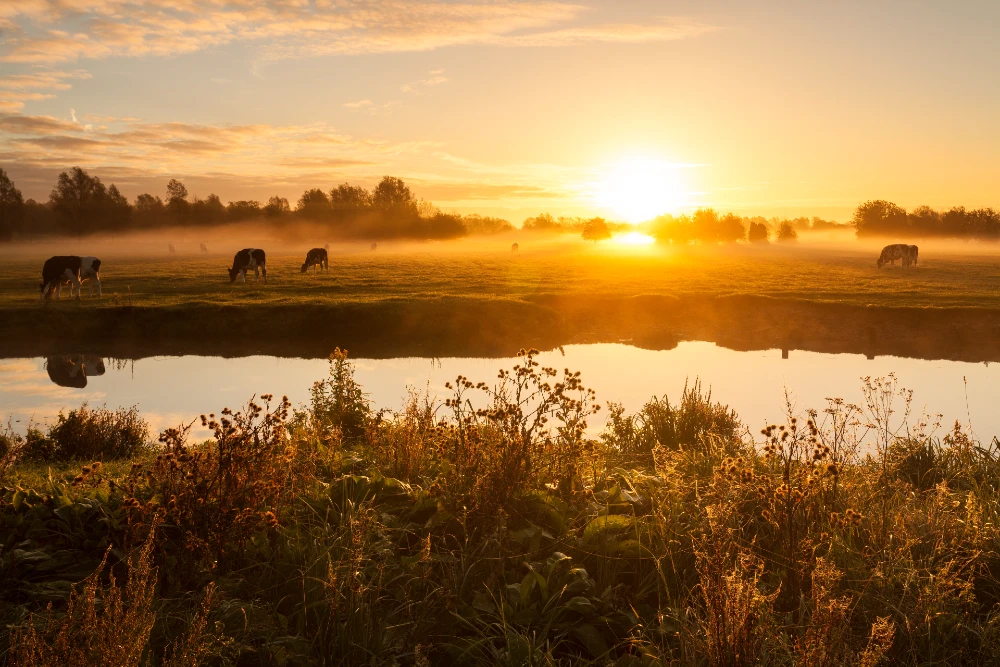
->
xmin=1 ymin=1 xmax=998 ymax=223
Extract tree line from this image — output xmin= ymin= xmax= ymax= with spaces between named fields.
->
xmin=0 ymin=167 xmax=515 ymax=242
xmin=852 ymin=200 xmax=1000 ymax=239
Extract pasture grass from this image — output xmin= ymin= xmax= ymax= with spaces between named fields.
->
xmin=1 ymin=239 xmax=1000 ymax=312
xmin=3 ymin=351 xmax=1000 ymax=665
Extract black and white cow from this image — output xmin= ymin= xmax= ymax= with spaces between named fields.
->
xmin=62 ymin=256 xmax=102 ymax=297
xmin=301 ymin=247 xmax=329 ymax=273
xmin=45 ymin=355 xmax=105 ymax=388
xmin=39 ymin=255 xmax=82 ymax=301
xmin=877 ymin=243 xmax=918 ymax=268
xmin=228 ymin=248 xmax=267 ymax=283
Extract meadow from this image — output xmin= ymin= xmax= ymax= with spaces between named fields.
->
xmin=2 ymin=349 xmax=1000 ymax=666
xmin=3 ymin=236 xmax=1000 ymax=361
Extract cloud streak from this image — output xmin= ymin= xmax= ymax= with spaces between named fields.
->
xmin=0 ymin=1 xmax=715 ymax=67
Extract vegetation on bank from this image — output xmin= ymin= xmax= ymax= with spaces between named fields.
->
xmin=3 ymin=351 xmax=1000 ymax=665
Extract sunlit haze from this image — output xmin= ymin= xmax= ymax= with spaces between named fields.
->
xmin=2 ymin=1 xmax=999 ymax=223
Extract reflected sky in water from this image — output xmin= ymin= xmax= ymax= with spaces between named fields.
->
xmin=1 ymin=342 xmax=998 ymax=443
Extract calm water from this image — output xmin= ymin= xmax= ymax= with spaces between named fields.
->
xmin=2 ymin=342 xmax=998 ymax=442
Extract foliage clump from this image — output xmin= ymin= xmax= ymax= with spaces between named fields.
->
xmin=20 ymin=404 xmax=149 ymax=462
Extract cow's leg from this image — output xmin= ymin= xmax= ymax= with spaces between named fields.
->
xmin=94 ymin=275 xmax=101 ymax=297
xmin=262 ymin=265 xmax=267 ymax=284
xmin=254 ymin=266 xmax=259 ymax=282
xmin=71 ymin=275 xmax=81 ymax=300
xmin=241 ymin=269 xmax=247 ymax=284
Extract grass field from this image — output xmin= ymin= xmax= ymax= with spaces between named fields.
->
xmin=2 ymin=238 xmax=1000 ymax=360
xmin=1 ymin=238 xmax=1000 ymax=310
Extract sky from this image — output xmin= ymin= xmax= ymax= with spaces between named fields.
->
xmin=1 ymin=0 xmax=998 ymax=223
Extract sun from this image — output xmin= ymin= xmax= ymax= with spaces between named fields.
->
xmin=593 ymin=156 xmax=687 ymax=223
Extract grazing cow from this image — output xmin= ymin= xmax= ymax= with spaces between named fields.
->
xmin=301 ymin=247 xmax=329 ymax=273
xmin=200 ymin=243 xmax=208 ymax=253
xmin=878 ymin=243 xmax=919 ymax=268
xmin=370 ymin=242 xmax=378 ymax=252
xmin=168 ymin=244 xmax=176 ymax=253
xmin=62 ymin=256 xmax=102 ymax=297
xmin=511 ymin=242 xmax=519 ymax=252
xmin=45 ymin=354 xmax=105 ymax=389
xmin=39 ymin=255 xmax=82 ymax=301
xmin=228 ymin=248 xmax=267 ymax=284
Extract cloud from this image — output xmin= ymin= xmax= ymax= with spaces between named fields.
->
xmin=0 ymin=1 xmax=714 ymax=67
xmin=342 ymin=99 xmax=373 ymax=108
xmin=401 ymin=69 xmax=449 ymax=93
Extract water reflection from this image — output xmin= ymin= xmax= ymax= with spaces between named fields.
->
xmin=3 ymin=343 xmax=999 ymax=443
xmin=45 ymin=355 xmax=106 ymax=388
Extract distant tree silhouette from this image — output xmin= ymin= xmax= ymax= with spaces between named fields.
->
xmin=191 ymin=194 xmax=225 ymax=224
xmin=50 ymin=167 xmax=109 ymax=238
xmin=777 ymin=220 xmax=798 ymax=242
xmin=852 ymin=200 xmax=907 ymax=237
xmin=372 ymin=176 xmax=416 ymax=217
xmin=581 ymin=217 xmax=612 ymax=243
xmin=226 ymin=200 xmax=262 ymax=220
xmin=748 ymin=221 xmax=769 ymax=243
xmin=330 ymin=183 xmax=372 ymax=211
xmin=135 ymin=193 xmax=166 ymax=228
xmin=0 ymin=168 xmax=24 ymax=241
xmin=263 ymin=196 xmax=290 ymax=218
xmin=165 ymin=179 xmax=189 ymax=222
xmin=297 ymin=188 xmax=331 ymax=218
xmin=106 ymin=184 xmax=131 ymax=231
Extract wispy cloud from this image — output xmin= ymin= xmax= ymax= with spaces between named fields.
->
xmin=0 ymin=2 xmax=714 ymax=67
xmin=401 ymin=69 xmax=449 ymax=93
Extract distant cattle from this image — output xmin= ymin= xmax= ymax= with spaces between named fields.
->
xmin=301 ymin=247 xmax=329 ymax=273
xmin=324 ymin=243 xmax=330 ymax=251
xmin=45 ymin=355 xmax=105 ymax=388
xmin=200 ymin=243 xmax=208 ymax=253
xmin=62 ymin=256 xmax=102 ymax=297
xmin=511 ymin=242 xmax=519 ymax=252
xmin=39 ymin=255 xmax=82 ymax=301
xmin=370 ymin=242 xmax=378 ymax=252
xmin=878 ymin=243 xmax=918 ymax=268
xmin=228 ymin=248 xmax=267 ymax=284
xmin=168 ymin=244 xmax=176 ymax=253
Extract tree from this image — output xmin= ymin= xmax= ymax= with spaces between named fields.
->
xmin=777 ymin=220 xmax=798 ymax=242
xmin=372 ymin=176 xmax=415 ymax=216
xmin=296 ymin=188 xmax=331 ymax=218
xmin=165 ymin=179 xmax=189 ymax=222
xmin=0 ymin=168 xmax=24 ymax=241
xmin=50 ymin=167 xmax=108 ymax=238
xmin=263 ymin=196 xmax=290 ymax=218
xmin=852 ymin=200 xmax=907 ymax=237
xmin=105 ymin=184 xmax=131 ymax=231
xmin=522 ymin=213 xmax=561 ymax=231
xmin=330 ymin=183 xmax=371 ymax=211
xmin=191 ymin=194 xmax=225 ymax=224
xmin=581 ymin=217 xmax=612 ymax=243
xmin=718 ymin=212 xmax=745 ymax=243
xmin=226 ymin=200 xmax=262 ymax=221
xmin=134 ymin=193 xmax=166 ymax=228
xmin=748 ymin=221 xmax=769 ymax=243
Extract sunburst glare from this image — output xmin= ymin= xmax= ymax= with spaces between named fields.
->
xmin=593 ymin=156 xmax=687 ymax=223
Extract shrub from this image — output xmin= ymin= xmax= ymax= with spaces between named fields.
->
xmin=777 ymin=220 xmax=798 ymax=242
xmin=310 ymin=348 xmax=371 ymax=444
xmin=21 ymin=404 xmax=149 ymax=461
xmin=602 ymin=379 xmax=742 ymax=466
xmin=124 ymin=395 xmax=297 ymax=581
xmin=748 ymin=221 xmax=769 ymax=242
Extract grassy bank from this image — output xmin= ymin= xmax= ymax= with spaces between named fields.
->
xmin=3 ymin=244 xmax=1000 ymax=361
xmin=2 ymin=351 xmax=1000 ymax=665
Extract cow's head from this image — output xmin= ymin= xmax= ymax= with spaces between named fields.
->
xmin=39 ymin=281 xmax=47 ymax=299
xmin=877 ymin=256 xmax=884 ymax=269
xmin=228 ymin=266 xmax=240 ymax=282
xmin=300 ymin=262 xmax=309 ymax=273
